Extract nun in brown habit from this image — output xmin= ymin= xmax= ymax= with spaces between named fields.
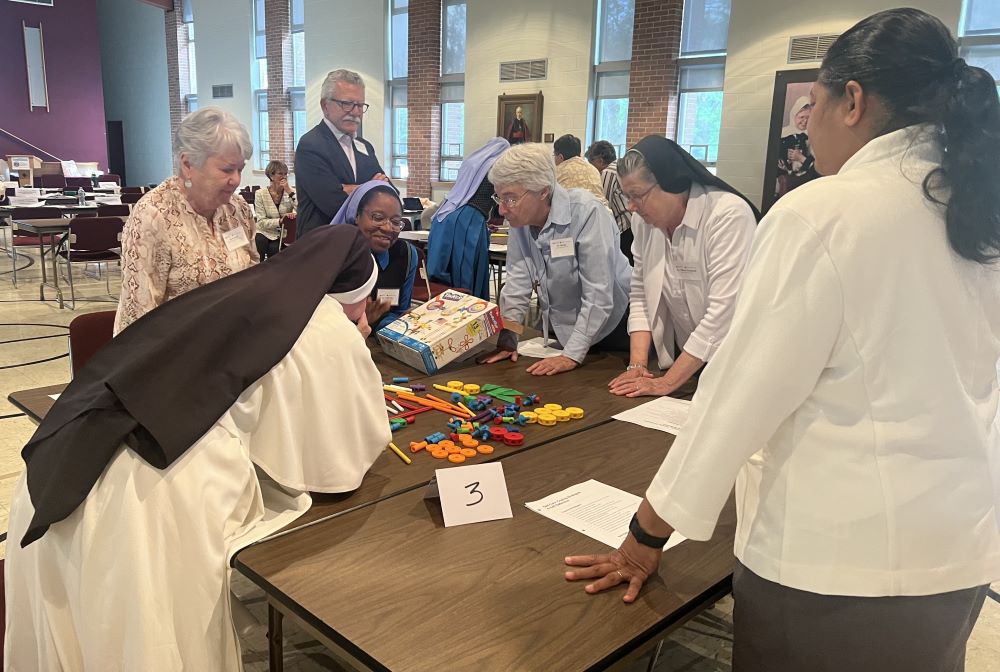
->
xmin=4 ymin=225 xmax=392 ymax=671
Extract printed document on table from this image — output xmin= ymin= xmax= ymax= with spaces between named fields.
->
xmin=517 ymin=336 xmax=564 ymax=359
xmin=525 ymin=479 xmax=686 ymax=549
xmin=612 ymin=396 xmax=692 ymax=435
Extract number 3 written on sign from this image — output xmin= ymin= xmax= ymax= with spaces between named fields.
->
xmin=465 ymin=482 xmax=484 ymax=506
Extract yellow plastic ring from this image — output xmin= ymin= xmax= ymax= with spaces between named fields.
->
xmin=552 ymin=409 xmax=571 ymax=422
xmin=446 ymin=380 xmax=465 ymax=390
xmin=543 ymin=403 xmax=563 ymax=411
xmin=536 ymin=414 xmax=557 ymax=426
xmin=520 ymin=411 xmax=537 ymax=424
xmin=463 ymin=384 xmax=481 ymax=395
xmin=565 ymin=407 xmax=584 ymax=419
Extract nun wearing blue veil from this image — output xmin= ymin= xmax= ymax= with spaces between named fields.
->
xmin=426 ymin=138 xmax=509 ymax=300
xmin=330 ymin=180 xmax=417 ymax=331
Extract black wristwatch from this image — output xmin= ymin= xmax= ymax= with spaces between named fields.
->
xmin=629 ymin=513 xmax=671 ymax=549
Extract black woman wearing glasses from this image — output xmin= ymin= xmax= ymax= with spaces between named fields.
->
xmin=332 ymin=180 xmax=416 ymax=331
xmin=295 ymin=69 xmax=391 ymax=237
xmin=607 ymin=136 xmax=760 ymax=398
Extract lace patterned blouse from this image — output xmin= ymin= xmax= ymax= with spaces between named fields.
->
xmin=114 ymin=176 xmax=259 ymax=335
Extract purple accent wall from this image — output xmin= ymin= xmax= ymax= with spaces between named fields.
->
xmin=0 ymin=0 xmax=108 ymax=168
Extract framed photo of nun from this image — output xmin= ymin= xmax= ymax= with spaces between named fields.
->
xmin=497 ymin=93 xmax=543 ymax=146
xmin=761 ymin=68 xmax=821 ymax=214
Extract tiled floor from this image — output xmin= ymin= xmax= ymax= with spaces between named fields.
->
xmin=0 ymin=245 xmax=997 ymax=671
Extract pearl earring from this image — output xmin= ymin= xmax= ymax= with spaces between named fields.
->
xmin=183 ymin=179 xmax=192 ymax=188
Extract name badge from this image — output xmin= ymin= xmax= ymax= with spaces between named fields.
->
xmin=376 ymin=288 xmax=400 ymax=306
xmin=674 ymin=262 xmax=699 ymax=281
xmin=222 ymin=226 xmax=249 ymax=251
xmin=549 ymin=237 xmax=575 ymax=259
xmin=354 ymin=140 xmax=369 ymax=156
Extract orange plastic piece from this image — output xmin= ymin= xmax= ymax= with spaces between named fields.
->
xmin=477 ymin=444 xmax=495 ymax=455
xmin=445 ymin=445 xmax=461 ymax=454
xmin=460 ymin=448 xmax=477 ymax=458
xmin=447 ymin=453 xmax=466 ymax=463
xmin=438 ymin=440 xmax=456 ymax=448
xmin=459 ymin=437 xmax=479 ymax=448
xmin=409 ymin=441 xmax=428 ymax=453
xmin=431 ymin=449 xmax=449 ymax=459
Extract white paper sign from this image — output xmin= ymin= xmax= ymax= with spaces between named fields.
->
xmin=15 ymin=188 xmax=41 ymax=197
xmin=98 ymin=181 xmax=118 ymax=190
xmin=612 ymin=396 xmax=691 ymax=435
xmin=526 ymin=479 xmax=688 ymax=550
xmin=8 ymin=196 xmax=39 ymax=207
xmin=4 ymin=181 xmax=20 ymax=190
xmin=550 ymin=237 xmax=575 ymax=259
xmin=222 ymin=226 xmax=249 ymax=251
xmin=436 ymin=462 xmax=513 ymax=528
xmin=376 ymin=288 xmax=401 ymax=305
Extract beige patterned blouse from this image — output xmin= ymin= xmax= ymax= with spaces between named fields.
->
xmin=114 ymin=176 xmax=259 ymax=335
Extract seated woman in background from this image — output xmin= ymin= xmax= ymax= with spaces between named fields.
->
xmin=5 ymin=226 xmax=389 ymax=671
xmin=427 ymin=137 xmax=509 ymax=301
xmin=331 ymin=180 xmax=417 ymax=331
xmin=608 ymin=136 xmax=759 ymax=398
xmin=115 ymin=106 xmax=258 ymax=335
xmin=254 ymin=159 xmax=296 ymax=260
xmin=478 ymin=143 xmax=632 ymax=376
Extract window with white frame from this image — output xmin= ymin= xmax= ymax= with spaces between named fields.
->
xmin=388 ymin=0 xmax=408 ymax=179
xmin=182 ymin=0 xmax=198 ymax=113
xmin=591 ymin=0 xmax=634 ymax=156
xmin=440 ymin=83 xmax=465 ymax=180
xmin=440 ymin=0 xmax=466 ymax=181
xmin=676 ymin=0 xmax=731 ymax=167
xmin=960 ymin=0 xmax=1000 ymax=96
xmin=251 ymin=0 xmax=269 ymax=169
xmin=290 ymin=0 xmax=306 ymax=146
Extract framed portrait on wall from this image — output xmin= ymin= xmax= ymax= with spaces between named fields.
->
xmin=497 ymin=93 xmax=543 ymax=146
xmin=761 ymin=68 xmax=821 ymax=214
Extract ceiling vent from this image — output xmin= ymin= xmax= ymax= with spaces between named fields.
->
xmin=212 ymin=84 xmax=234 ymax=99
xmin=787 ymin=34 xmax=839 ymax=63
xmin=499 ymin=59 xmax=548 ymax=82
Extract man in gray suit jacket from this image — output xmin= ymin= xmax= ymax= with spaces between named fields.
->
xmin=295 ymin=69 xmax=390 ymax=237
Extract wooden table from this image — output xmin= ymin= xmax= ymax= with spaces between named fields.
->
xmin=8 ymin=383 xmax=66 ymax=421
xmin=288 ymin=353 xmax=641 ymax=530
xmin=236 ymin=421 xmax=736 ymax=672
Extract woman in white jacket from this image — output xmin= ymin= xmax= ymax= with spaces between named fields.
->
xmin=608 ymin=136 xmax=759 ymax=397
xmin=568 ymin=9 xmax=1000 ymax=672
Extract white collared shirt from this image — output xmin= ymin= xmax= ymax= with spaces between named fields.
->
xmin=646 ymin=125 xmax=1000 ymax=597
xmin=322 ymin=117 xmax=356 ymax=179
xmin=628 ymin=183 xmax=756 ymax=366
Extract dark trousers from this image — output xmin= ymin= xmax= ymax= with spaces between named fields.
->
xmin=620 ymin=227 xmax=634 ymax=265
xmin=255 ymin=233 xmax=281 ymax=261
xmin=590 ymin=309 xmax=631 ymax=353
xmin=732 ymin=561 xmax=988 ymax=672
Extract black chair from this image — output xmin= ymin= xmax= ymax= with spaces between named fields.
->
xmin=8 ymin=207 xmax=63 ymax=287
xmin=58 ymin=217 xmax=125 ymax=308
xmin=96 ymin=204 xmax=130 ymax=218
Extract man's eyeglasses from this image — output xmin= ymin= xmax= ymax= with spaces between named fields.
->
xmin=625 ymin=183 xmax=657 ymax=206
xmin=365 ymin=211 xmax=407 ymax=230
xmin=327 ymin=98 xmax=370 ymax=114
xmin=491 ymin=191 xmax=531 ymax=208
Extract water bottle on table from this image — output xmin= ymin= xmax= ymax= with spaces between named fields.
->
xmin=77 ymin=188 xmax=86 ymax=206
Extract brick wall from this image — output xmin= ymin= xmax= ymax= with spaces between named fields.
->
xmin=625 ymin=0 xmax=683 ymax=147
xmin=164 ymin=0 xmax=185 ymax=142
xmin=406 ymin=0 xmax=442 ymax=198
xmin=265 ymin=0 xmax=293 ymax=166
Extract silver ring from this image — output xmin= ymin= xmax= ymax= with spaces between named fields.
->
xmin=616 ymin=569 xmax=626 ymax=581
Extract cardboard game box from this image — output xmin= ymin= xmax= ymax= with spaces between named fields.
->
xmin=376 ymin=290 xmax=503 ymax=373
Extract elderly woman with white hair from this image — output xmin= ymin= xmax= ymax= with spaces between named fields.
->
xmin=114 ymin=106 xmax=257 ymax=335
xmin=478 ymin=143 xmax=632 ymax=375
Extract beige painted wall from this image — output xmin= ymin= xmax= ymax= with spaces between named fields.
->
xmin=464 ymin=0 xmax=597 ymax=156
xmin=716 ymin=0 xmax=963 ymax=208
